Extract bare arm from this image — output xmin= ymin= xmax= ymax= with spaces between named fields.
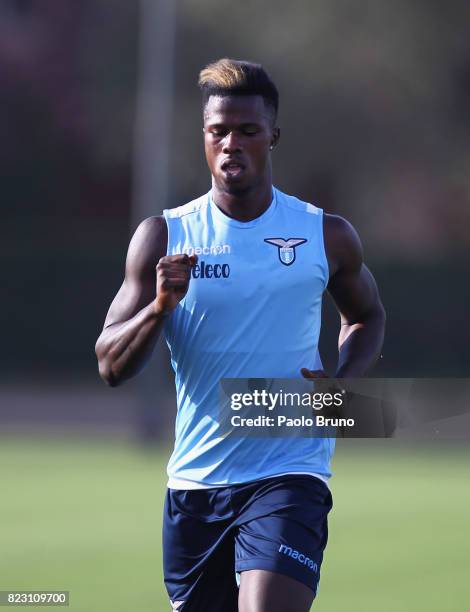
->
xmin=324 ymin=214 xmax=385 ymax=377
xmin=302 ymin=214 xmax=385 ymax=379
xmin=95 ymin=216 xmax=196 ymax=387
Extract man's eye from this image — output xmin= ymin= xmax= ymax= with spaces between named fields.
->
xmin=243 ymin=128 xmax=259 ymax=136
xmin=211 ymin=129 xmax=226 ymax=137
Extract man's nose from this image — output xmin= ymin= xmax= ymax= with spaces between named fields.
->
xmin=222 ymin=131 xmax=242 ymax=153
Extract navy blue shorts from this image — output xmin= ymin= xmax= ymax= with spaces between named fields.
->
xmin=162 ymin=474 xmax=332 ymax=611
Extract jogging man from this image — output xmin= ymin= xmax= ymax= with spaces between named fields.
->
xmin=95 ymin=58 xmax=385 ymax=612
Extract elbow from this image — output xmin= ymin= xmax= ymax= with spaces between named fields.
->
xmin=370 ymin=302 xmax=386 ymax=352
xmin=366 ymin=298 xmax=386 ymax=327
xmin=368 ymin=303 xmax=386 ymax=343
xmin=354 ymin=302 xmax=386 ymax=343
xmin=375 ymin=301 xmax=386 ymax=326
xmin=98 ymin=359 xmax=119 ymax=387
xmin=379 ymin=302 xmax=387 ymax=330
xmin=95 ymin=339 xmax=119 ymax=388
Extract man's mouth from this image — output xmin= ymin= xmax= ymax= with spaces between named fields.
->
xmin=221 ymin=160 xmax=245 ymax=178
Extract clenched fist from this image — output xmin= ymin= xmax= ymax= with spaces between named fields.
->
xmin=155 ymin=254 xmax=197 ymax=314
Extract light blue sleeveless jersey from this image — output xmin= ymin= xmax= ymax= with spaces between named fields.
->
xmin=163 ymin=187 xmax=335 ymax=488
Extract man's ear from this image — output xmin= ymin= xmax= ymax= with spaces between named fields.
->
xmin=270 ymin=127 xmax=280 ymax=149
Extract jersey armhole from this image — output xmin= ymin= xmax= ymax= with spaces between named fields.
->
xmin=318 ymin=209 xmax=330 ymax=290
xmin=161 ymin=212 xmax=173 ymax=344
xmin=162 ymin=210 xmax=171 ymax=256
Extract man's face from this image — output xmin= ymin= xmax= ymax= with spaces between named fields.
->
xmin=203 ymin=95 xmax=279 ymax=196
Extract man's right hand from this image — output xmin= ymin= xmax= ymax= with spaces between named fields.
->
xmin=155 ymin=254 xmax=198 ymax=314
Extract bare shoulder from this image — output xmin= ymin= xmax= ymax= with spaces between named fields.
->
xmin=125 ymin=215 xmax=168 ymax=280
xmin=323 ymin=213 xmax=363 ymax=277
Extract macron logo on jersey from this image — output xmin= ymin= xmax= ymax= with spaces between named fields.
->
xmin=278 ymin=544 xmax=318 ymax=572
xmin=182 ymin=244 xmax=231 ymax=256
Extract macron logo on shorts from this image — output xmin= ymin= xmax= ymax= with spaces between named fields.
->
xmin=170 ymin=601 xmax=184 ymax=610
xmin=278 ymin=544 xmax=318 ymax=572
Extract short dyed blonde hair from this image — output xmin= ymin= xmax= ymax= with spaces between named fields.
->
xmin=198 ymin=58 xmax=279 ymax=121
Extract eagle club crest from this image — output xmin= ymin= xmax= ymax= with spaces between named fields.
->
xmin=264 ymin=238 xmax=307 ymax=266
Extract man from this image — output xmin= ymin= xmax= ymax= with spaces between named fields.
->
xmin=95 ymin=58 xmax=385 ymax=612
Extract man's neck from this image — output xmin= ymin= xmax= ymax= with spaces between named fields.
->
xmin=211 ymin=180 xmax=273 ymax=222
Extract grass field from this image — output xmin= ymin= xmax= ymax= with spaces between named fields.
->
xmin=1 ymin=437 xmax=469 ymax=611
